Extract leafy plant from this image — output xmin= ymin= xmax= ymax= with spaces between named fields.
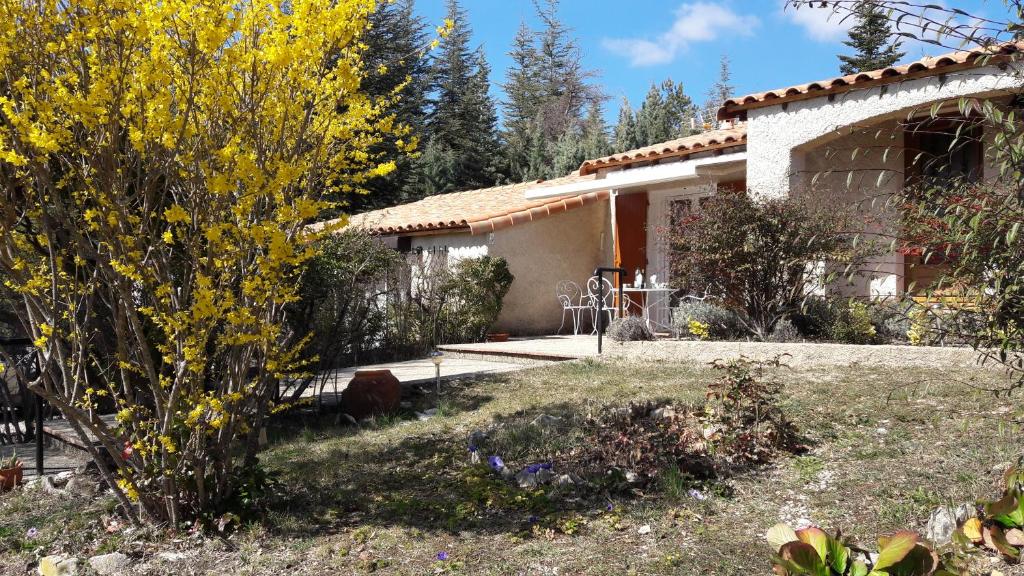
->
xmin=672 ymin=300 xmax=744 ymax=340
xmin=829 ymin=300 xmax=878 ymax=345
xmin=768 ymin=524 xmax=944 ymax=576
xmin=0 ymin=454 xmax=21 ymax=469
xmin=703 ymin=356 xmax=802 ymax=464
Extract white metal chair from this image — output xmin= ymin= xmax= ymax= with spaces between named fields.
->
xmin=586 ymin=277 xmax=632 ymax=334
xmin=556 ymin=281 xmax=590 ymax=335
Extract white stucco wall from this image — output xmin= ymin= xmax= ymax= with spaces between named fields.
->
xmin=746 ymin=64 xmax=1024 ymax=199
xmin=490 ymin=200 xmax=612 ymax=335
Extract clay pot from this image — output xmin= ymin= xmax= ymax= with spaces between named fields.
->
xmin=486 ymin=333 xmax=510 ymax=343
xmin=341 ymin=370 xmax=401 ymax=420
xmin=0 ymin=463 xmax=23 ymax=492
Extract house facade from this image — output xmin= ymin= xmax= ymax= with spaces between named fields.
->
xmin=341 ymin=42 xmax=1024 ymax=335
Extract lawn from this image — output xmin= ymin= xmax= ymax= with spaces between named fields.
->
xmin=1 ymin=354 xmax=1022 ymax=575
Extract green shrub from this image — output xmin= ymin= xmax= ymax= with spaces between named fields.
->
xmin=667 ymin=193 xmax=873 ymax=340
xmin=767 ymin=318 xmax=801 ymax=343
xmin=606 ymin=316 xmax=654 ymax=342
xmin=828 ymin=300 xmax=878 ymax=344
xmin=445 ymin=256 xmax=515 ymax=343
xmin=672 ymin=300 xmax=744 ymax=340
xmin=767 ymin=524 xmax=945 ymax=575
xmin=791 ymin=296 xmax=838 ymax=340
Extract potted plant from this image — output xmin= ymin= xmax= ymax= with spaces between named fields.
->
xmin=0 ymin=453 xmax=23 ymax=491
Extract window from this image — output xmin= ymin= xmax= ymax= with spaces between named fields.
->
xmin=905 ymin=117 xmax=984 ymax=189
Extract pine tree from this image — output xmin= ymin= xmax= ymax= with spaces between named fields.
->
xmin=416 ymin=0 xmax=503 ymax=196
xmin=579 ymin=102 xmax=612 ymax=162
xmin=838 ymin=1 xmax=905 ymax=75
xmin=346 ymin=0 xmax=431 ymax=212
xmin=501 ymin=0 xmax=602 ymax=181
xmin=636 ymin=80 xmax=699 ymax=147
xmin=702 ymin=55 xmax=734 ymax=129
xmin=614 ymin=97 xmax=639 ymax=151
xmin=502 ymin=22 xmax=542 ymax=181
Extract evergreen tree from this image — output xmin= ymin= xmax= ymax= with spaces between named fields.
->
xmin=502 ymin=22 xmax=542 ymax=181
xmin=579 ymin=102 xmax=612 ymax=162
xmin=346 ymin=0 xmax=431 ymax=212
xmin=614 ymin=97 xmax=639 ymax=151
xmin=838 ymin=1 xmax=905 ymax=75
xmin=702 ymin=55 xmax=734 ymax=129
xmin=416 ymin=0 xmax=503 ymax=196
xmin=550 ymin=101 xmax=611 ymax=177
xmin=636 ymin=79 xmax=698 ymax=147
xmin=501 ymin=0 xmax=602 ymax=181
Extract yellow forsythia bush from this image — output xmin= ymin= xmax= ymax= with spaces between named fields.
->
xmin=0 ymin=0 xmax=405 ymax=525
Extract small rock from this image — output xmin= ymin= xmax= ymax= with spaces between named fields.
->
xmin=416 ymin=408 xmax=438 ymax=421
xmin=515 ymin=470 xmax=538 ymax=489
xmin=925 ymin=506 xmax=958 ymax=546
xmin=624 ymin=470 xmax=640 ymax=484
xmin=38 ymin=554 xmax=79 ymax=576
xmin=88 ymin=552 xmax=130 ymax=575
xmin=52 ymin=471 xmax=74 ymax=487
xmin=536 ymin=468 xmax=555 ymax=485
xmin=156 ymin=552 xmax=188 ymax=562
xmin=991 ymin=570 xmax=1005 ymax=576
xmin=875 ymin=427 xmax=888 ymax=435
xmin=638 ymin=524 xmax=652 ymax=535
xmin=65 ymin=475 xmax=97 ymax=496
xmin=650 ymin=407 xmax=676 ymax=420
xmin=531 ymin=414 xmax=561 ymax=428
xmin=554 ymin=474 xmax=575 ymax=487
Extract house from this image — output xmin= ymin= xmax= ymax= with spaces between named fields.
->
xmin=341 ymin=42 xmax=1024 ymax=336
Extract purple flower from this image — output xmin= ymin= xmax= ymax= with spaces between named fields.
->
xmin=688 ymin=488 xmax=707 ymax=501
xmin=540 ymin=463 xmax=552 ymax=470
xmin=605 ymin=503 xmax=614 ymax=512
xmin=528 ymin=515 xmax=539 ymax=524
xmin=468 ymin=444 xmax=477 ymax=453
xmin=525 ymin=464 xmax=541 ymax=474
xmin=488 ymin=455 xmax=504 ymax=470
xmin=25 ymin=527 xmax=38 ymax=539
xmin=436 ymin=551 xmax=449 ymax=561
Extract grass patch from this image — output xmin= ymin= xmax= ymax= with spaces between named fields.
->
xmin=1 ymin=356 xmax=1020 ymax=575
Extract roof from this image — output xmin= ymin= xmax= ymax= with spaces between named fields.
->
xmin=578 ymin=124 xmax=747 ymax=175
xmin=718 ymin=40 xmax=1024 ymax=119
xmin=344 ymin=173 xmax=609 ymax=236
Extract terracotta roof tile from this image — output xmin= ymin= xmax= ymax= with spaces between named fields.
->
xmin=578 ymin=124 xmax=747 ymax=175
xmin=340 ymin=173 xmax=608 ymax=237
xmin=718 ymin=40 xmax=1024 ymax=119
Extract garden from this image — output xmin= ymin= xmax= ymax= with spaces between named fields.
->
xmin=0 ymin=1 xmax=1023 ymax=575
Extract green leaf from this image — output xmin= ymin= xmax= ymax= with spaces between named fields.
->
xmin=884 ymin=544 xmax=938 ymax=576
xmin=849 ymin=560 xmax=869 ymax=576
xmin=1008 ymin=222 xmax=1020 ymax=245
xmin=779 ymin=541 xmax=829 ymax=576
xmin=873 ymin=531 xmax=919 ymax=571
xmin=767 ymin=523 xmax=800 ymax=552
xmin=826 ymin=536 xmax=851 ymax=575
xmin=796 ymin=527 xmax=829 ymax=562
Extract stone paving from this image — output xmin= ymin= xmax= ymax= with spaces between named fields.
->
xmin=440 ymin=335 xmax=993 ymax=369
xmin=0 ymin=441 xmax=88 ymax=479
xmin=287 ymin=355 xmax=544 ymax=400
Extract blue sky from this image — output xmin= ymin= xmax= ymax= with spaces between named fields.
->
xmin=414 ymin=0 xmax=1013 ymax=123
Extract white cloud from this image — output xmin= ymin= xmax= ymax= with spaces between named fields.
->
xmin=782 ymin=2 xmax=853 ymax=42
xmin=602 ymin=3 xmax=760 ymax=67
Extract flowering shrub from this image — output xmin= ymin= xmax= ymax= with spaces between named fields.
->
xmin=687 ymin=320 xmax=711 ymax=341
xmin=672 ymin=300 xmax=744 ymax=340
xmin=829 ymin=300 xmax=879 ymax=345
xmin=0 ymin=0 xmax=404 ymax=525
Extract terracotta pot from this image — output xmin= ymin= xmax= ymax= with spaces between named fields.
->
xmin=486 ymin=333 xmax=510 ymax=343
xmin=0 ymin=463 xmax=23 ymax=492
xmin=341 ymin=369 xmax=401 ymax=420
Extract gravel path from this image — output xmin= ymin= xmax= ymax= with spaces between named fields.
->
xmin=443 ymin=335 xmax=1009 ymax=371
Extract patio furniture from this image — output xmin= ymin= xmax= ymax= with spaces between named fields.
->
xmin=556 ymin=281 xmax=590 ymax=335
xmin=615 ymin=285 xmax=675 ymax=333
xmin=587 ymin=277 xmax=633 ymax=334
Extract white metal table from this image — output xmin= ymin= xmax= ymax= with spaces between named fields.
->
xmin=616 ymin=287 xmax=675 ymax=332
